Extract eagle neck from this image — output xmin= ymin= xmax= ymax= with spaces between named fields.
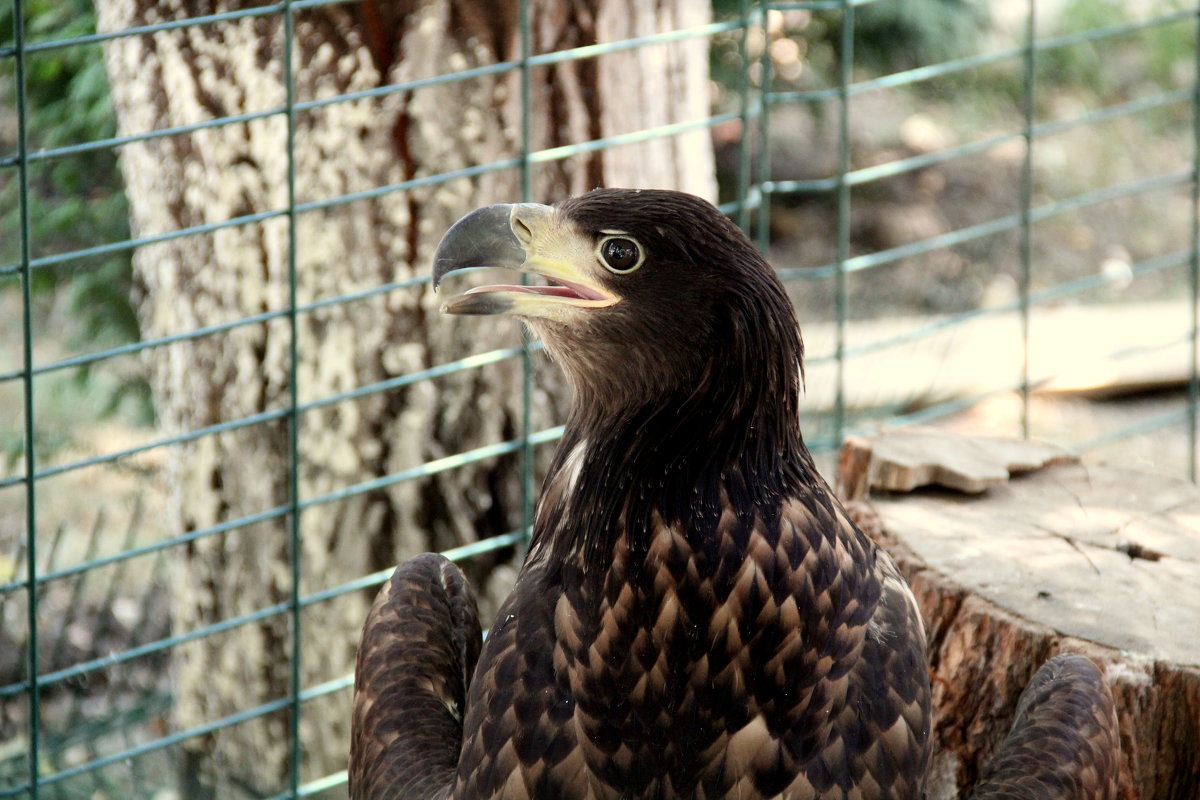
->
xmin=533 ymin=314 xmax=815 ymax=581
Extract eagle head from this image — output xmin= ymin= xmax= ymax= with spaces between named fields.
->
xmin=432 ymin=188 xmax=803 ymax=415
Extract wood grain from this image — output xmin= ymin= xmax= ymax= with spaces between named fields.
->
xmin=840 ymin=432 xmax=1200 ymax=800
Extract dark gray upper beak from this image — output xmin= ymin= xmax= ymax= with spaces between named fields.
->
xmin=432 ymin=204 xmax=530 ymax=290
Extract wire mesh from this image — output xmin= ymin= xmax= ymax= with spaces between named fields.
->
xmin=1 ymin=1 xmax=1196 ymax=797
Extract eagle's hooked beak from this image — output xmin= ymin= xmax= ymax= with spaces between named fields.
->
xmin=432 ymin=203 xmax=618 ymax=318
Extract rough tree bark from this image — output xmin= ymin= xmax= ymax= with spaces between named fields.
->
xmin=94 ymin=1 xmax=713 ymax=795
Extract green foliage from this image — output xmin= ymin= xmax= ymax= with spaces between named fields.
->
xmin=853 ymin=0 xmax=989 ymax=74
xmin=1037 ymin=0 xmax=1124 ymax=97
xmin=1039 ymin=0 xmax=1194 ymax=102
xmin=1 ymin=0 xmax=148 ymax=420
xmin=712 ymin=0 xmax=988 ymax=83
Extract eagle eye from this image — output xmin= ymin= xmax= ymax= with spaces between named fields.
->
xmin=597 ymin=236 xmax=644 ymax=274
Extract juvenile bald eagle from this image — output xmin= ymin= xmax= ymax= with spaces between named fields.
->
xmin=349 ymin=190 xmax=1115 ymax=800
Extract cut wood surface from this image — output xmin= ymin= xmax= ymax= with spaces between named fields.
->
xmin=839 ymin=430 xmax=1200 ymax=800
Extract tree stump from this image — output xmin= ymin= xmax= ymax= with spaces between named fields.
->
xmin=838 ymin=429 xmax=1200 ymax=800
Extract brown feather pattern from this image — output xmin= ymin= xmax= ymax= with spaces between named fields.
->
xmin=446 ymin=487 xmax=931 ymax=799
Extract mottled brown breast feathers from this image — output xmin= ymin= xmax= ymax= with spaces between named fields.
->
xmin=447 ymin=486 xmax=931 ymax=799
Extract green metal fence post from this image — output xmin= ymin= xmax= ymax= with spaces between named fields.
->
xmin=282 ymin=1 xmax=303 ymax=796
xmin=1190 ymin=0 xmax=1200 ymax=481
xmin=834 ymin=0 xmax=855 ymax=445
xmin=735 ymin=0 xmax=754 ymax=231
xmin=754 ymin=1 xmax=772 ymax=253
xmin=1020 ymin=0 xmax=1037 ymax=439
xmin=519 ymin=0 xmax=536 ymax=544
xmin=12 ymin=0 xmax=41 ymax=796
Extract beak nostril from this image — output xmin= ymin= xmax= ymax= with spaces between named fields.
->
xmin=512 ymin=217 xmax=533 ymax=242
xmin=508 ymin=203 xmax=553 ymax=246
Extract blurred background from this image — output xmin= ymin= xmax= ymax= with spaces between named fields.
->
xmin=1 ymin=0 xmax=1195 ymax=797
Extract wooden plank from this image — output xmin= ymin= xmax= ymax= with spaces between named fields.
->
xmin=838 ymin=429 xmax=1077 ymax=495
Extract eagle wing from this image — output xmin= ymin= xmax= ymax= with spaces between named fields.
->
xmin=971 ymin=653 xmax=1121 ymax=800
xmin=350 ymin=553 xmax=482 ymax=800
xmin=770 ymin=497 xmax=932 ymax=798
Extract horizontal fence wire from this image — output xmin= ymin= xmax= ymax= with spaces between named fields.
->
xmin=1 ymin=0 xmax=1196 ymax=797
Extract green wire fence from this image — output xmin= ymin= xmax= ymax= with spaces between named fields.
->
xmin=1 ymin=1 xmax=1197 ymax=797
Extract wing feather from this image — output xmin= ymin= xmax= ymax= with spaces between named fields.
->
xmin=350 ymin=554 xmax=482 ymax=800
xmin=971 ymin=653 xmax=1121 ymax=800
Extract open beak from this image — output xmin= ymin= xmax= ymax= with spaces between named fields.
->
xmin=432 ymin=203 xmax=618 ymax=318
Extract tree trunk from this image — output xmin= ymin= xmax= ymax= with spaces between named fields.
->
xmin=94 ymin=1 xmax=713 ymax=795
xmin=838 ymin=431 xmax=1200 ymax=800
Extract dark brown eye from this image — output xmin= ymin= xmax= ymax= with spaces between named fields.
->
xmin=597 ymin=236 xmax=644 ymax=274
